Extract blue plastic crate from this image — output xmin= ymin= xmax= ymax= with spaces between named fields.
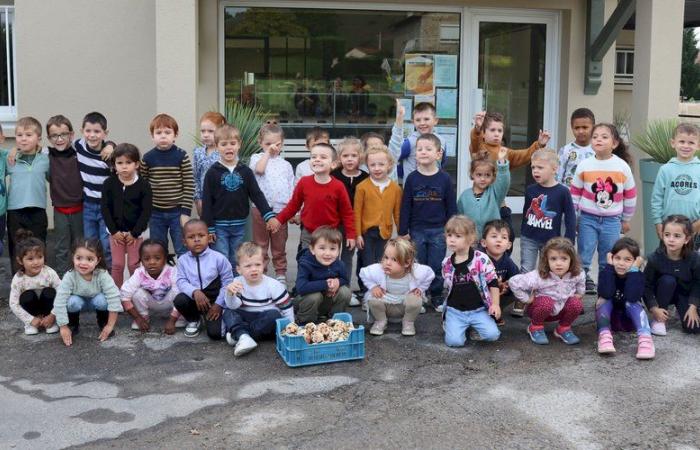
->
xmin=276 ymin=312 xmax=365 ymax=367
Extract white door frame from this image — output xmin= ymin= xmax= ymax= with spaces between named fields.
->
xmin=459 ymin=7 xmax=561 ymax=212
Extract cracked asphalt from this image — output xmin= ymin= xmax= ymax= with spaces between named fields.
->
xmin=1 ymin=229 xmax=698 ymax=449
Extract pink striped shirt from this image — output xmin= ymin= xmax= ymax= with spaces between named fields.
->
xmin=569 ymin=154 xmax=637 ymax=221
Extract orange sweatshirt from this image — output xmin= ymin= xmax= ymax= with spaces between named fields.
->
xmin=354 ymin=178 xmax=402 ymax=239
xmin=469 ymin=128 xmax=542 ymax=169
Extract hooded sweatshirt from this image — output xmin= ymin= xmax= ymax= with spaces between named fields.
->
xmin=295 ymin=248 xmax=348 ymax=296
xmin=650 ymin=157 xmax=700 ymax=224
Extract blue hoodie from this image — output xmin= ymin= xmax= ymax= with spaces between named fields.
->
xmin=650 ymin=157 xmax=700 ymax=224
xmin=295 ymin=249 xmax=348 ymax=296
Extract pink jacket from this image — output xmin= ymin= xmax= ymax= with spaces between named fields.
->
xmin=508 ymin=270 xmax=585 ymax=315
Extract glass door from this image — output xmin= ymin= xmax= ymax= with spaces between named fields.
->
xmin=463 ymin=9 xmax=560 ymax=215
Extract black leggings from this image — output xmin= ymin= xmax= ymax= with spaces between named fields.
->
xmin=19 ymin=288 xmax=56 ymax=317
xmin=173 ymin=277 xmax=223 ymax=340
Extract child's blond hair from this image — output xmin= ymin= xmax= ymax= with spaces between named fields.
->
xmin=383 ymin=237 xmax=416 ymax=273
xmin=16 ymin=116 xmax=42 ymax=136
xmin=236 ymin=241 xmax=263 ymax=263
xmin=336 ymin=137 xmax=363 ymax=159
xmin=531 ymin=148 xmax=558 ymax=167
xmin=215 ymin=124 xmax=241 ymax=144
xmin=445 ymin=215 xmax=477 ymax=237
xmin=364 ymin=144 xmax=395 ymax=167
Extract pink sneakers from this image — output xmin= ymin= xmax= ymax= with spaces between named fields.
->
xmin=636 ymin=335 xmax=655 ymax=360
xmin=597 ymin=330 xmax=615 ymax=354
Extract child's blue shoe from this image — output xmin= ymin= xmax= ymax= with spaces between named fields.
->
xmin=554 ymin=328 xmax=580 ymax=345
xmin=527 ymin=327 xmax=549 ymax=345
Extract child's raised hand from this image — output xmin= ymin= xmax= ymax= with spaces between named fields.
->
xmin=395 ymin=98 xmax=405 ymax=124
xmin=206 ymin=304 xmax=222 ymax=321
xmin=473 ymin=111 xmax=485 ymax=129
xmin=60 ymin=326 xmax=72 ymax=347
xmin=633 ymin=256 xmax=644 ymax=269
xmin=497 ymin=146 xmax=508 ymax=163
xmin=621 ymin=221 xmax=631 ymax=234
xmin=227 ymin=280 xmax=244 ymax=296
xmin=371 ymin=286 xmax=385 ymax=299
xmin=489 ymin=303 xmax=502 ymax=320
xmin=606 ymin=252 xmax=613 ymax=266
xmin=684 ymin=304 xmax=700 ymax=329
xmin=193 ymin=290 xmax=210 ymax=312
xmin=538 ymin=130 xmax=551 ymax=147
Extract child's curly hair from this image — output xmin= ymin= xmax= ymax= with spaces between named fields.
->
xmin=538 ymin=237 xmax=581 ymax=278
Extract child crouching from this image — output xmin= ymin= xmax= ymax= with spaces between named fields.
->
xmin=442 ymin=215 xmax=502 ymax=346
xmin=222 ymin=242 xmax=294 ymax=357
xmin=360 ymin=237 xmax=434 ymax=336
xmin=509 ymin=237 xmax=585 ymax=345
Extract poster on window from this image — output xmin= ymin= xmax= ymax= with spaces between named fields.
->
xmin=404 ymin=54 xmax=434 ymax=96
xmin=433 ymin=55 xmax=458 ymax=87
xmin=435 ymin=87 xmax=457 ymax=119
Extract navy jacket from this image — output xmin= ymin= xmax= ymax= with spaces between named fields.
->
xmin=295 ymin=249 xmax=349 ymax=296
xmin=598 ymin=265 xmax=644 ymax=308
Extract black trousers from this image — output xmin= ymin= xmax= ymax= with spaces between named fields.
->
xmin=173 ymin=276 xmax=223 ymax=339
xmin=8 ymin=208 xmax=48 ymax=273
xmin=19 ymin=287 xmax=56 ymax=317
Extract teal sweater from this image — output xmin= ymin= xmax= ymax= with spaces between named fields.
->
xmin=7 ymin=151 xmax=49 ymax=210
xmin=52 ymin=268 xmax=123 ymax=326
xmin=650 ymin=157 xmax=700 ymax=224
xmin=457 ymin=160 xmax=510 ymax=237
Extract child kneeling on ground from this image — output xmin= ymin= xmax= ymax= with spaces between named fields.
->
xmin=509 ymin=237 xmax=585 ymax=345
xmin=442 ymin=215 xmax=502 ymax=346
xmin=360 ymin=237 xmax=434 ymax=336
xmin=294 ymin=226 xmax=351 ymax=324
xmin=222 ymin=242 xmax=294 ymax=357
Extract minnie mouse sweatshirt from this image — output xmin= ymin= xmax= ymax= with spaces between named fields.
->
xmin=569 ymin=154 xmax=637 ymax=222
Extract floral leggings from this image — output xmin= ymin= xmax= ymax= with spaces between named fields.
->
xmin=595 ymin=300 xmax=651 ymax=336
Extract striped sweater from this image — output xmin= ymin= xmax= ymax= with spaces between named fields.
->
xmin=75 ymin=138 xmax=110 ymax=203
xmin=569 ymin=154 xmax=637 ymax=222
xmin=141 ymin=145 xmax=195 ymax=215
xmin=223 ymin=275 xmax=293 ymax=321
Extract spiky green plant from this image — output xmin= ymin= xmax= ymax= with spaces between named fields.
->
xmin=223 ymin=99 xmax=272 ymax=164
xmin=631 ymin=118 xmax=680 ymax=164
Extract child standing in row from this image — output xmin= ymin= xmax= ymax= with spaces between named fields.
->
xmin=556 ymin=108 xmax=595 ymax=187
xmin=643 ymin=215 xmax=700 ymax=335
xmin=7 ymin=117 xmax=50 ymax=273
xmin=250 ymin=124 xmax=295 ymax=284
xmin=52 ymin=239 xmax=123 ymax=346
xmin=193 ymin=112 xmax=227 ymax=216
xmin=457 ymin=147 xmax=510 ymax=238
xmin=650 ymin=123 xmax=700 ymax=244
xmin=596 ymin=237 xmax=655 ymax=359
xmin=295 ymin=127 xmax=330 ymax=183
xmin=141 ymin=114 xmax=194 ymax=257
xmin=390 ymin=100 xmax=444 ymax=180
xmin=121 ymin=239 xmax=181 ymax=334
xmin=76 ymin=112 xmax=114 ymax=267
xmin=9 ymin=231 xmax=60 ymax=335
xmin=354 ymin=145 xmax=402 ymax=302
xmin=400 ymin=134 xmax=457 ymax=310
xmin=332 ymin=137 xmax=368 ymax=302
xmin=520 ymin=149 xmax=576 ymax=273
xmin=174 ymin=219 xmax=234 ymax=339
xmin=361 ymin=238 xmax=434 ymax=336
xmin=46 ymin=115 xmax=84 ymax=276
xmin=202 ymin=124 xmax=275 ymax=271
xmin=101 ymin=143 xmax=152 ymax=287
xmin=223 ymin=242 xmax=294 ymax=357
xmin=570 ymin=123 xmax=637 ymax=294
xmin=509 ymin=237 xmax=585 ymax=345
xmin=442 ymin=215 xmax=501 ymax=347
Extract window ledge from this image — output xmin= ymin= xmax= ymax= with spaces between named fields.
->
xmin=614 ymin=83 xmax=633 ymax=91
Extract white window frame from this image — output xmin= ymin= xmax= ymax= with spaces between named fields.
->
xmin=615 ymin=47 xmax=634 ymax=85
xmin=0 ymin=5 xmax=15 ymax=127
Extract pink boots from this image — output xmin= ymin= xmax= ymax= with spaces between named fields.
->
xmin=636 ymin=334 xmax=655 ymax=360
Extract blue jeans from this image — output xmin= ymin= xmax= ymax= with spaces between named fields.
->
xmin=444 ymin=306 xmax=500 ymax=346
xmin=214 ymin=224 xmax=246 ymax=273
xmin=222 ymin=308 xmax=281 ymax=340
xmin=150 ymin=210 xmax=185 ymax=256
xmin=577 ymin=212 xmax=620 ymax=274
xmin=83 ymin=201 xmax=111 ymax=266
xmin=66 ymin=293 xmax=108 ymax=312
xmin=520 ymin=235 xmax=545 ymax=273
xmin=413 ymin=227 xmax=446 ymax=305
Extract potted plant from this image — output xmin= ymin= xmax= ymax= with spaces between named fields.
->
xmin=631 ymin=118 xmax=679 ymax=253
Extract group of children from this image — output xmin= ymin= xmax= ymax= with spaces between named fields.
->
xmin=4 ymin=104 xmax=700 ymax=360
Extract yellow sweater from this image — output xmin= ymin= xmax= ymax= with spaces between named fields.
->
xmin=354 ymin=178 xmax=402 ymax=240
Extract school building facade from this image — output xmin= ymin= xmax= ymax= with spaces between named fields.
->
xmin=5 ymin=0 xmax=691 ymax=243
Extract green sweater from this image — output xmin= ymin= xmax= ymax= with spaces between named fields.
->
xmin=52 ymin=269 xmax=123 ymax=326
xmin=650 ymin=157 xmax=700 ymax=224
xmin=457 ymin=160 xmax=510 ymax=237
xmin=7 ymin=151 xmax=49 ymax=210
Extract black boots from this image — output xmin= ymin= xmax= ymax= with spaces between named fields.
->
xmin=68 ymin=312 xmax=80 ymax=335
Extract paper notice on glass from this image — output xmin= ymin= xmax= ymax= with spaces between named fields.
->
xmin=414 ymin=95 xmax=435 ymax=106
xmin=399 ymin=98 xmax=413 ymax=122
xmin=405 ymin=54 xmax=434 ymax=96
xmin=435 ymin=88 xmax=457 ymax=119
xmin=433 ymin=54 xmax=458 ymax=87
xmin=435 ymin=126 xmax=457 ymax=157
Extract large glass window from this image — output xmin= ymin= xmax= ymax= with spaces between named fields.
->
xmin=223 ymin=6 xmax=461 ymax=180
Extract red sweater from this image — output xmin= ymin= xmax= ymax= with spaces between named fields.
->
xmin=276 ymin=175 xmax=356 ymax=239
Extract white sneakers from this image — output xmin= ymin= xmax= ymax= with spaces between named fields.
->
xmin=234 ymin=334 xmax=258 ymax=356
xmin=45 ymin=324 xmax=59 ymax=334
xmin=184 ymin=320 xmax=201 ymax=337
xmin=650 ymin=320 xmax=667 ymax=336
xmin=24 ymin=325 xmax=39 ymax=335
xmin=349 ymin=293 xmax=361 ymax=307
